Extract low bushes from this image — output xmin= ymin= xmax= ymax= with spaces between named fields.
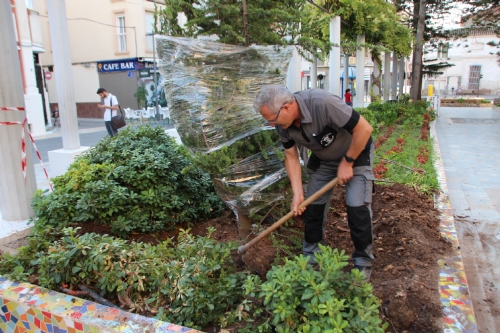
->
xmin=31 ymin=126 xmax=225 ymax=237
xmin=240 ymin=246 xmax=387 ymax=333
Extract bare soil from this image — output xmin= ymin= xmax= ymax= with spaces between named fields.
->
xmin=67 ymin=183 xmax=453 ymax=332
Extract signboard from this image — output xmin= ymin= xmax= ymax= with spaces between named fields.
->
xmin=44 ymin=71 xmax=52 ymax=80
xmin=127 ymin=71 xmax=135 ymax=78
xmin=138 ymin=68 xmax=151 ymax=78
xmin=97 ymin=58 xmax=138 ymax=73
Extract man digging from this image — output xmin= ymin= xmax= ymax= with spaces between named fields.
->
xmin=254 ymin=85 xmax=375 ymax=280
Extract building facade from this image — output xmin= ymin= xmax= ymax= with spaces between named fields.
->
xmin=35 ymin=0 xmax=164 ymax=118
xmin=10 ymin=0 xmax=50 ymax=136
xmin=423 ymin=27 xmax=500 ymax=96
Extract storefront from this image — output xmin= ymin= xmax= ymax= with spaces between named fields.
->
xmin=96 ymin=58 xmax=164 ymax=114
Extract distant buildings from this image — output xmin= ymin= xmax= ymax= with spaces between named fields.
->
xmin=35 ymin=0 xmax=162 ymax=118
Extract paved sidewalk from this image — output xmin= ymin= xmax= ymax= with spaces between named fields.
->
xmin=435 ymin=106 xmax=500 ymax=333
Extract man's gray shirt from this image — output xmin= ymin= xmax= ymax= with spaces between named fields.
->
xmin=276 ymin=89 xmax=368 ymax=162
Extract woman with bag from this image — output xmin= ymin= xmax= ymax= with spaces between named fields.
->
xmin=97 ymin=87 xmax=123 ymax=137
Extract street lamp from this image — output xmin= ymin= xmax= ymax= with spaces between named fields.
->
xmin=146 ymin=31 xmax=159 ymax=120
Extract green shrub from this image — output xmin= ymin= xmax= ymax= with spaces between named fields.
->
xmin=355 ymin=108 xmax=379 ymax=136
xmin=457 ymin=98 xmax=465 ymax=103
xmin=14 ymin=227 xmax=247 ymax=329
xmin=480 ymin=99 xmax=490 ymax=104
xmin=242 ymin=245 xmax=388 ymax=333
xmin=32 ymin=126 xmax=225 ymax=237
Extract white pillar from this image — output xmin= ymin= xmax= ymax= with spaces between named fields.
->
xmin=398 ymin=57 xmax=405 ymax=96
xmin=15 ymin=0 xmax=46 ymax=136
xmin=391 ymin=53 xmax=398 ymax=100
xmin=383 ymin=52 xmax=391 ymax=101
xmin=0 ymin=0 xmax=37 ymax=220
xmin=329 ymin=16 xmax=341 ymax=96
xmin=355 ymin=35 xmax=365 ymax=108
xmin=46 ymin=0 xmax=89 ymax=178
xmin=310 ymin=56 xmax=317 ymax=89
xmin=46 ymin=0 xmax=80 ymax=150
xmin=286 ymin=47 xmax=301 ymax=93
xmin=343 ymin=53 xmax=350 ymax=98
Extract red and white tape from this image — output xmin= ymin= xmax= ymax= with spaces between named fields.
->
xmin=0 ymin=106 xmax=54 ymax=191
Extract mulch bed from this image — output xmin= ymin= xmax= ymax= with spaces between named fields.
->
xmin=74 ymin=183 xmax=453 ymax=333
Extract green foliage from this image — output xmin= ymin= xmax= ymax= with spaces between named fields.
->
xmin=32 ymin=126 xmax=225 ymax=237
xmin=457 ymin=98 xmax=465 ymax=103
xmin=193 ymin=130 xmax=281 ymax=174
xmin=480 ymin=99 xmax=490 ymax=104
xmin=374 ymin=125 xmax=439 ymax=195
xmin=11 ymin=227 xmax=247 ymax=329
xmin=242 ymin=245 xmax=388 ymax=333
xmin=134 ymin=86 xmax=148 ymax=108
xmin=355 ymin=108 xmax=379 ymax=137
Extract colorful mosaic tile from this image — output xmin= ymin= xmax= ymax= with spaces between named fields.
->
xmin=0 ymin=277 xmax=203 ymax=333
xmin=431 ymin=122 xmax=478 ymax=333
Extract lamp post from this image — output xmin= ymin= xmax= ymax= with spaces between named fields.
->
xmin=146 ymin=32 xmax=159 ymax=120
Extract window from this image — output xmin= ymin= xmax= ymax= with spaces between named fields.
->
xmin=468 ymin=65 xmax=481 ymax=90
xmin=145 ymin=12 xmax=155 ymax=51
xmin=438 ymin=43 xmax=449 ymax=59
xmin=116 ymin=15 xmax=127 ymax=52
xmin=25 ymin=0 xmax=33 ymax=9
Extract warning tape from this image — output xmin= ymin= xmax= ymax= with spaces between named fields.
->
xmin=0 ymin=106 xmax=54 ymax=191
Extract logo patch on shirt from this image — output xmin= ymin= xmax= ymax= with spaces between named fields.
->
xmin=321 ymin=133 xmax=335 ymax=146
xmin=313 ymin=125 xmax=338 ymax=147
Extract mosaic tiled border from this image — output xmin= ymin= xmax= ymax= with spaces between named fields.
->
xmin=0 ymin=277 xmax=202 ymax=333
xmin=431 ymin=121 xmax=478 ymax=333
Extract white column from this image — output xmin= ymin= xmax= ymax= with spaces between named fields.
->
xmin=310 ymin=56 xmax=317 ymax=89
xmin=343 ymin=53 xmax=350 ymax=98
xmin=286 ymin=47 xmax=301 ymax=93
xmin=391 ymin=53 xmax=398 ymax=100
xmin=46 ymin=0 xmax=89 ymax=177
xmin=329 ymin=16 xmax=341 ymax=96
xmin=398 ymin=57 xmax=405 ymax=96
xmin=0 ymin=0 xmax=37 ymax=220
xmin=46 ymin=0 xmax=80 ymax=150
xmin=15 ymin=0 xmax=46 ymax=136
xmin=355 ymin=35 xmax=365 ymax=108
xmin=383 ymin=52 xmax=391 ymax=101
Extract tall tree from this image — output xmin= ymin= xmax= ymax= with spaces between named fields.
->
xmin=394 ymin=0 xmax=458 ymax=100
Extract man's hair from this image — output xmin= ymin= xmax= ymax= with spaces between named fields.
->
xmin=96 ymin=88 xmax=106 ymax=94
xmin=254 ymin=85 xmax=294 ymax=114
xmin=345 ymin=89 xmax=351 ymax=93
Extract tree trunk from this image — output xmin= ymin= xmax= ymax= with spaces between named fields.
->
xmin=370 ymin=47 xmax=382 ymax=101
xmin=410 ymin=0 xmax=426 ymax=101
xmin=242 ymin=0 xmax=249 ymax=47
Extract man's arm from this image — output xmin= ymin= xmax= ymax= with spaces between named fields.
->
xmin=284 ymin=145 xmax=305 ymax=216
xmin=337 ymin=115 xmax=373 ymax=184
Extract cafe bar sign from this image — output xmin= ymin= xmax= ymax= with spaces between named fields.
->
xmin=97 ymin=58 xmax=139 ymax=72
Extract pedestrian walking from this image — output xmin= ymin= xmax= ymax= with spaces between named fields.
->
xmin=254 ymin=85 xmax=375 ymax=280
xmin=97 ymin=88 xmax=119 ymax=137
xmin=344 ymin=88 xmax=353 ymax=107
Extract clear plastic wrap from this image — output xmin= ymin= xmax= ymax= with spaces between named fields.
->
xmin=156 ymin=36 xmax=294 ymax=217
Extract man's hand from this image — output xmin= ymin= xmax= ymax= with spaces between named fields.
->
xmin=97 ymin=104 xmax=106 ymax=109
xmin=337 ymin=159 xmax=354 ymax=185
xmin=291 ymin=192 xmax=305 ymax=216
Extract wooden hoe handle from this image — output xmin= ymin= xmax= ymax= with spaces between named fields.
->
xmin=237 ymin=177 xmax=339 ymax=255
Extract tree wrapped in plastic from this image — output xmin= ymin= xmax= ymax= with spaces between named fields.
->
xmin=156 ymin=37 xmax=294 ymax=238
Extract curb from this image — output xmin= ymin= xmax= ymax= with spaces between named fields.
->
xmin=0 ymin=277 xmax=202 ymax=333
xmin=431 ymin=121 xmax=478 ymax=332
